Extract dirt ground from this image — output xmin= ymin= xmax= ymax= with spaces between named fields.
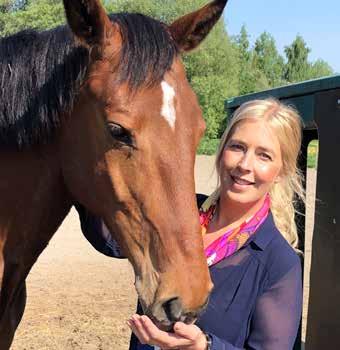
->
xmin=11 ymin=155 xmax=316 ymax=350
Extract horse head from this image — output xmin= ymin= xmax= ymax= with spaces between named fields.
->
xmin=60 ymin=0 xmax=228 ymax=330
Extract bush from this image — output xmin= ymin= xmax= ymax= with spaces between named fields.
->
xmin=197 ymin=138 xmax=220 ymax=155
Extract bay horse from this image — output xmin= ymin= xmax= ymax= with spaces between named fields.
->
xmin=0 ymin=0 xmax=228 ymax=347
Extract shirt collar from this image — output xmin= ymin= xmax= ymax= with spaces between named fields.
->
xmin=246 ymin=211 xmax=278 ymax=251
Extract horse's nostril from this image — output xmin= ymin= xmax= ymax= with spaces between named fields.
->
xmin=162 ymin=297 xmax=183 ymax=322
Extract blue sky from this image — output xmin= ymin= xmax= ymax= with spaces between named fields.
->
xmin=223 ymin=0 xmax=340 ymax=73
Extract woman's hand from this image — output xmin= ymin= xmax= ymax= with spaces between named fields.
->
xmin=127 ymin=314 xmax=207 ymax=350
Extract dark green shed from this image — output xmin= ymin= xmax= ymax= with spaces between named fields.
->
xmin=225 ymin=75 xmax=340 ymax=349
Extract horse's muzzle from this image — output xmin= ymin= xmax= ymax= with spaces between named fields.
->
xmin=149 ymin=296 xmax=209 ymax=331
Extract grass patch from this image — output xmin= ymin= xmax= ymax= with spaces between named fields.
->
xmin=307 ymin=140 xmax=318 ymax=169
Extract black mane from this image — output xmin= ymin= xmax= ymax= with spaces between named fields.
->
xmin=0 ymin=13 xmax=178 ymax=149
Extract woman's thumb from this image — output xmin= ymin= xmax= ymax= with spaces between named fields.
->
xmin=173 ymin=322 xmax=200 ymax=340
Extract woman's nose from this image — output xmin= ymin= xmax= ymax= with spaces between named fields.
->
xmin=238 ymin=152 xmax=253 ymax=171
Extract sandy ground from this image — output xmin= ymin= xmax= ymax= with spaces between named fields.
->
xmin=11 ymin=155 xmax=316 ymax=350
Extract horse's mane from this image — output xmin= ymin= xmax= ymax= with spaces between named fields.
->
xmin=0 ymin=13 xmax=178 ymax=149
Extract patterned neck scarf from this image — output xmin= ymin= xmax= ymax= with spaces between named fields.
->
xmin=199 ymin=193 xmax=270 ymax=267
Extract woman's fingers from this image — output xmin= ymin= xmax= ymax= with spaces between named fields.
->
xmin=140 ymin=316 xmax=192 ymax=347
xmin=128 ymin=315 xmax=151 ymax=344
xmin=128 ymin=314 xmax=193 ymax=349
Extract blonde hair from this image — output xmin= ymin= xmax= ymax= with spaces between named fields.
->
xmin=215 ymin=98 xmax=305 ymax=248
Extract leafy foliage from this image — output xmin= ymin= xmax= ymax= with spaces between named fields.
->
xmin=0 ymin=0 xmax=64 ymax=35
xmin=284 ymin=35 xmax=311 ymax=83
xmin=197 ymin=138 xmax=220 ymax=155
xmin=253 ymin=32 xmax=285 ymax=87
xmin=0 ymin=0 xmax=334 ymax=154
xmin=233 ymin=25 xmax=267 ymax=95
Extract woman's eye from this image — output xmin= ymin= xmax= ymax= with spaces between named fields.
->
xmin=259 ymin=153 xmax=272 ymax=161
xmin=107 ymin=122 xmax=133 ymax=145
xmin=229 ymin=143 xmax=244 ymax=151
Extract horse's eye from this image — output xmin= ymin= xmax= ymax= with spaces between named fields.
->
xmin=107 ymin=122 xmax=133 ymax=146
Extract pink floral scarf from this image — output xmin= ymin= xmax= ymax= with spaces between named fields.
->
xmin=199 ymin=194 xmax=270 ymax=267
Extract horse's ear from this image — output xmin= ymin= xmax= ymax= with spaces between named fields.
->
xmin=169 ymin=0 xmax=228 ymax=52
xmin=63 ymin=0 xmax=112 ymax=47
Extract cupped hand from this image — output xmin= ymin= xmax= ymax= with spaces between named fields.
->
xmin=127 ymin=314 xmax=207 ymax=350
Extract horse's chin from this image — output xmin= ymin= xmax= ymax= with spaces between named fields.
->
xmin=153 ymin=318 xmax=174 ymax=332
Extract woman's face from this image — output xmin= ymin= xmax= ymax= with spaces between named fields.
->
xmin=219 ymin=119 xmax=283 ymax=205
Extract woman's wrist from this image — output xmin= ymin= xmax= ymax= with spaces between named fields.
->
xmin=198 ymin=331 xmax=212 ymax=350
xmin=204 ymin=332 xmax=212 ymax=350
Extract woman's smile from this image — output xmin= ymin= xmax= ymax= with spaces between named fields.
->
xmin=230 ymin=174 xmax=255 ymax=188
xmin=219 ymin=119 xmax=283 ymax=205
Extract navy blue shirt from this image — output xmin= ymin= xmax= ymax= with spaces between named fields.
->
xmin=76 ymin=198 xmax=302 ymax=350
xmin=196 ymin=211 xmax=302 ymax=350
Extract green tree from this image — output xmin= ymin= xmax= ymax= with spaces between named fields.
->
xmin=183 ymin=19 xmax=239 ymax=139
xmin=233 ymin=25 xmax=255 ymax=94
xmin=253 ymin=31 xmax=285 ymax=87
xmin=308 ymin=59 xmax=333 ymax=79
xmin=284 ymin=35 xmax=311 ymax=83
xmin=0 ymin=0 xmax=13 ymax=12
xmin=284 ymin=35 xmax=334 ymax=83
xmin=0 ymin=0 xmax=64 ymax=36
xmin=233 ymin=25 xmax=268 ymax=95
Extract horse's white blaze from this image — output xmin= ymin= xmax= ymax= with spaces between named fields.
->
xmin=161 ymin=81 xmax=176 ymax=130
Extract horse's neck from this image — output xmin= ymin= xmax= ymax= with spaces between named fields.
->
xmin=0 ymin=146 xmax=73 ymax=314
xmin=0 ymin=146 xmax=72 ymax=244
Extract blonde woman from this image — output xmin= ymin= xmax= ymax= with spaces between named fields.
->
xmin=77 ymin=98 xmax=304 ymax=349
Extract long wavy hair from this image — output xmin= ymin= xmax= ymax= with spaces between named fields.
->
xmin=215 ymin=98 xmax=305 ymax=248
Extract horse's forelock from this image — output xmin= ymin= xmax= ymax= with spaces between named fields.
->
xmin=109 ymin=13 xmax=178 ymax=89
